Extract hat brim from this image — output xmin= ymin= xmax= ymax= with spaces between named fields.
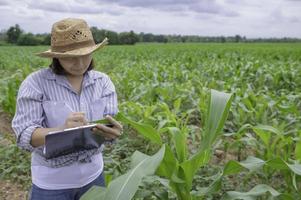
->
xmin=35 ymin=38 xmax=108 ymax=58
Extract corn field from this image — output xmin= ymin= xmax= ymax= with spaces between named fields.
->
xmin=0 ymin=43 xmax=301 ymax=200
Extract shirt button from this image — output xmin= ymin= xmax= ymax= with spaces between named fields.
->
xmin=80 ymin=103 xmax=85 ymax=110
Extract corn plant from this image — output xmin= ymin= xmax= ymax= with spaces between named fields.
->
xmin=81 ymin=145 xmax=165 ymax=200
xmin=221 ymin=124 xmax=301 ymax=198
xmin=1 ymin=43 xmax=301 ymax=199
xmin=86 ymin=89 xmax=233 ymax=199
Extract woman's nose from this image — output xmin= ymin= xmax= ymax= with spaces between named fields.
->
xmin=76 ymin=57 xmax=84 ymax=65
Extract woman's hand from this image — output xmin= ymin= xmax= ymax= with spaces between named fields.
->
xmin=92 ymin=115 xmax=123 ymax=140
xmin=62 ymin=112 xmax=88 ymax=129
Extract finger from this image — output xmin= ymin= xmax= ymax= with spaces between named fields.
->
xmin=67 ymin=121 xmax=85 ymax=128
xmin=105 ymin=115 xmax=123 ymax=130
xmin=92 ymin=127 xmax=103 ymax=133
xmin=92 ymin=128 xmax=116 ymax=139
xmin=70 ymin=115 xmax=86 ymax=122
xmin=72 ymin=112 xmax=85 ymax=117
xmin=96 ymin=124 xmax=121 ymax=137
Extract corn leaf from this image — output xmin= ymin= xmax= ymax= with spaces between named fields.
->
xmin=167 ymin=127 xmax=187 ymax=163
xmin=201 ymin=89 xmax=233 ymax=150
xmin=92 ymin=112 xmax=162 ymax=145
xmin=224 ymin=184 xmax=293 ymax=200
xmin=180 ymin=89 xmax=233 ymax=190
xmin=81 ymin=145 xmax=165 ymax=200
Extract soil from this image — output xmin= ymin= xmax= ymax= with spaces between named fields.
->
xmin=211 ymin=149 xmax=237 ymax=165
xmin=0 ymin=180 xmax=28 ymax=200
xmin=0 ymin=111 xmax=28 ymax=200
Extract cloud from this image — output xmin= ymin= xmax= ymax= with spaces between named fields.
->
xmin=93 ymin=0 xmax=239 ymax=17
xmin=289 ymin=16 xmax=300 ymax=23
xmin=94 ymin=0 xmax=198 ymax=8
xmin=28 ymin=0 xmax=123 ymax=15
xmin=0 ymin=0 xmax=300 ymax=37
xmin=188 ymin=1 xmax=239 ymax=17
xmin=0 ymin=0 xmax=9 ymax=6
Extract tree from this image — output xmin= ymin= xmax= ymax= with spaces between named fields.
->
xmin=141 ymin=33 xmax=154 ymax=42
xmin=235 ymin=34 xmax=242 ymax=43
xmin=35 ymin=33 xmax=50 ymax=45
xmin=6 ymin=24 xmax=23 ymax=44
xmin=90 ymin=26 xmax=106 ymax=43
xmin=104 ymin=30 xmax=119 ymax=45
xmin=42 ymin=34 xmax=51 ymax=45
xmin=119 ymin=31 xmax=139 ymax=45
xmin=221 ymin=36 xmax=226 ymax=43
xmin=154 ymin=35 xmax=168 ymax=43
xmin=17 ymin=33 xmax=42 ymax=45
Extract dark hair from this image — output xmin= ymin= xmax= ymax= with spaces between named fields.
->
xmin=49 ymin=58 xmax=95 ymax=75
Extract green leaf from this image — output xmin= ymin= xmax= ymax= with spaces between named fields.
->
xmin=224 ymin=184 xmax=293 ymax=200
xmin=156 ymin=145 xmax=178 ymax=179
xmin=266 ymin=158 xmax=289 ymax=170
xmin=223 ymin=156 xmax=301 ymax=177
xmin=286 ymin=163 xmax=301 ymax=176
xmin=104 ymin=174 xmax=112 ymax=187
xmin=81 ymin=145 xmax=165 ymax=200
xmin=252 ymin=125 xmax=283 ymax=148
xmin=119 ymin=112 xmax=162 ymax=144
xmin=252 ymin=127 xmax=271 ymax=147
xmin=180 ymin=150 xmax=211 ymax=190
xmin=265 ymin=157 xmax=301 ymax=175
xmin=180 ymin=89 xmax=233 ymax=191
xmin=167 ymin=127 xmax=187 ymax=163
xmin=173 ymin=98 xmax=182 ymax=113
xmin=295 ymin=140 xmax=301 ymax=161
xmin=238 ymin=156 xmax=266 ymax=172
xmin=253 ymin=124 xmax=283 ymax=136
xmin=223 ymin=160 xmax=244 ymax=176
xmin=194 ymin=156 xmax=265 ymax=198
xmin=192 ymin=175 xmax=222 ymax=197
xmin=201 ymin=89 xmax=233 ymax=151
xmin=93 ymin=112 xmax=162 ymax=145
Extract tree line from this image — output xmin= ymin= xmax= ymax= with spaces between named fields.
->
xmin=0 ymin=24 xmax=300 ymax=46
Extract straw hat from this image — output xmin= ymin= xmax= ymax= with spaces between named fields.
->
xmin=36 ymin=18 xmax=108 ymax=58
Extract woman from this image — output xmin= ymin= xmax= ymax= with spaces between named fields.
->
xmin=11 ymin=18 xmax=122 ymax=200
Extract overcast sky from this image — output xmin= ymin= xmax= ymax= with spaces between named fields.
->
xmin=0 ymin=0 xmax=300 ymax=38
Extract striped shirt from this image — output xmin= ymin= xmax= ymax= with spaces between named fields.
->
xmin=12 ymin=67 xmax=118 ymax=168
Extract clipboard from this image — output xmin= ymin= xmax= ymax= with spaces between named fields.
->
xmin=43 ymin=124 xmax=106 ymax=159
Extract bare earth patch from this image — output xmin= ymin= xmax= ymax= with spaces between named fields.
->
xmin=0 ymin=111 xmax=14 ymax=135
xmin=0 ymin=180 xmax=28 ymax=200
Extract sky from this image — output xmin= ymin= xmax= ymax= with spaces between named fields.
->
xmin=0 ymin=0 xmax=300 ymax=38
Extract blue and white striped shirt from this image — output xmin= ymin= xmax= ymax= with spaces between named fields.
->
xmin=12 ymin=67 xmax=118 ymax=168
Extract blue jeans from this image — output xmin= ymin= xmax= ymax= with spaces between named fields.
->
xmin=28 ymin=172 xmax=105 ymax=200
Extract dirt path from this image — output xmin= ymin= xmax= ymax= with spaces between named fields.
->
xmin=0 ymin=111 xmax=28 ymax=200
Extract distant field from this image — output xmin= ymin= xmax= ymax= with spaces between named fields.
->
xmin=0 ymin=43 xmax=301 ymax=199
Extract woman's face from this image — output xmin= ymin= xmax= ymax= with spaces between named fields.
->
xmin=58 ymin=54 xmax=92 ymax=76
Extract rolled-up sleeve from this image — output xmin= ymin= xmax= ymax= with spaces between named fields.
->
xmin=102 ymin=76 xmax=118 ymax=117
xmin=12 ymin=77 xmax=44 ymax=152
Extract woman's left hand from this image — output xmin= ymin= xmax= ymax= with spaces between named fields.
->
xmin=92 ymin=115 xmax=123 ymax=140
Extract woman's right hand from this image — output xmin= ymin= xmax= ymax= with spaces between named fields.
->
xmin=62 ymin=112 xmax=88 ymax=129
